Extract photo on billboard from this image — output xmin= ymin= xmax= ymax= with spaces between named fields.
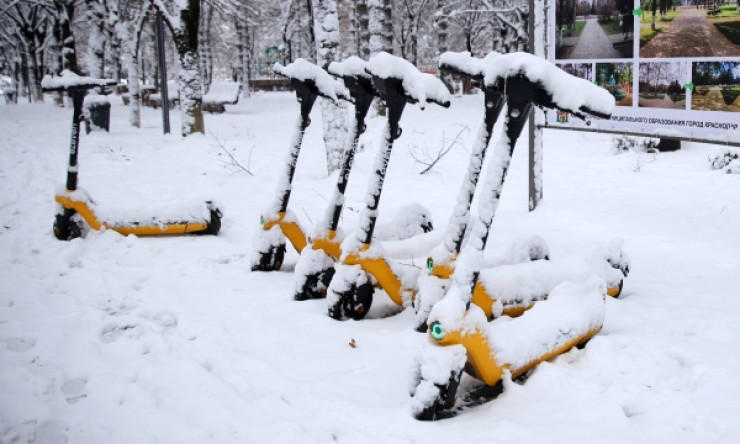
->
xmin=639 ymin=2 xmax=740 ymax=58
xmin=557 ymin=62 xmax=594 ymax=80
xmin=638 ymin=60 xmax=688 ymax=109
xmin=554 ymin=0 xmax=634 ymax=59
xmin=596 ymin=62 xmax=634 ymax=106
xmin=691 ymin=61 xmax=740 ymax=112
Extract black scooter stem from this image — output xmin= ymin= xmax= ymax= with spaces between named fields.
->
xmin=325 ymin=75 xmax=375 ymax=232
xmin=273 ymin=79 xmax=319 ymax=214
xmin=466 ymin=76 xmax=537 ymax=295
xmin=66 ymin=88 xmax=87 ymax=192
xmin=356 ymin=76 xmax=408 ymax=245
xmin=444 ymin=88 xmax=505 ymax=255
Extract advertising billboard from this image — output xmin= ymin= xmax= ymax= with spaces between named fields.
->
xmin=548 ymin=0 xmax=740 ymax=144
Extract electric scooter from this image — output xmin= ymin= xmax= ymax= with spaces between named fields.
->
xmin=326 ymin=52 xmax=451 ymax=320
xmin=325 ymin=53 xmax=551 ymax=322
xmin=43 ymin=71 xmax=222 ymax=240
xmin=293 ymin=56 xmax=377 ymax=300
xmin=410 ymin=52 xmax=620 ymax=420
xmin=251 ymin=59 xmax=351 ymax=271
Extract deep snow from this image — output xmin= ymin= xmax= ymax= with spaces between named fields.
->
xmin=2 ymin=88 xmax=740 ymax=443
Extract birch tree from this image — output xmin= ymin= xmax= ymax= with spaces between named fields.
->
xmin=312 ymin=0 xmax=348 ymax=174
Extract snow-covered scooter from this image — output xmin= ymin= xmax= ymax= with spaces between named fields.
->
xmin=413 ymin=52 xmax=547 ymax=331
xmin=251 ymin=59 xmax=351 ymax=271
xmin=326 ymin=52 xmax=450 ymax=320
xmin=412 ymin=52 xmax=629 ymax=331
xmin=410 ymin=53 xmax=619 ymax=420
xmin=293 ymin=57 xmax=377 ymax=300
xmin=44 ymin=71 xmax=222 ymax=240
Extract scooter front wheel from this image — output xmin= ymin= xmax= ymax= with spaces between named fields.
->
xmin=53 ymin=211 xmax=82 ymax=241
xmin=413 ymin=368 xmax=463 ymax=421
xmin=295 ymin=266 xmax=335 ymax=301
xmin=251 ymin=243 xmax=286 ymax=271
xmin=327 ymin=281 xmax=374 ymax=320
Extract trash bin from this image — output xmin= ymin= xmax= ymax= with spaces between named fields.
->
xmin=85 ymin=98 xmax=111 ymax=132
xmin=3 ymin=89 xmax=17 ymax=104
xmin=656 ymin=138 xmax=681 ymax=152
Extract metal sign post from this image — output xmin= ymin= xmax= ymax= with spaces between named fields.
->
xmin=528 ymin=0 xmax=546 ymax=211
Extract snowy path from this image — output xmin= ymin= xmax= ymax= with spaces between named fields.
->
xmin=571 ymin=19 xmax=620 ymax=59
xmin=2 ymin=94 xmax=740 ymax=442
xmin=641 ymin=8 xmax=740 ymax=58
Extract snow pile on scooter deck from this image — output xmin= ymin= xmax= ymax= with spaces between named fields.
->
xmin=477 ymin=240 xmax=629 ymax=317
xmin=58 ymin=187 xmax=220 ymax=227
xmin=486 ymin=276 xmax=607 ymax=371
xmin=366 ymin=52 xmax=450 ymax=108
xmin=41 ymin=70 xmax=115 ymax=90
xmin=273 ymin=59 xmax=350 ymax=102
xmin=483 ymin=52 xmax=615 ymax=119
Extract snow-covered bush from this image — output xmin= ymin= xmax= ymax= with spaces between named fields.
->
xmin=708 ymin=148 xmax=740 ymax=175
xmin=612 ymin=135 xmax=659 ymax=154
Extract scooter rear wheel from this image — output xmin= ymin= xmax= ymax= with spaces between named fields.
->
xmin=328 ymin=281 xmax=374 ymax=320
xmin=194 ymin=210 xmax=221 ymax=236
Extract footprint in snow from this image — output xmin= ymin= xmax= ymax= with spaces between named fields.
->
xmin=100 ymin=323 xmax=142 ymax=343
xmin=61 ymin=378 xmax=87 ymax=404
xmin=3 ymin=337 xmax=36 ymax=352
xmin=140 ymin=311 xmax=178 ymax=334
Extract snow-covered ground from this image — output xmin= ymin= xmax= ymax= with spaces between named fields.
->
xmin=2 ymin=90 xmax=740 ymax=443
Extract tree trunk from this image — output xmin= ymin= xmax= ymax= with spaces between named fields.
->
xmin=85 ymin=0 xmax=106 ymax=81
xmin=199 ymin=1 xmax=213 ymax=93
xmin=57 ymin=0 xmax=78 ymax=74
xmin=382 ymin=0 xmax=392 ymax=53
xmin=234 ymin=12 xmax=251 ymax=98
xmin=174 ymin=0 xmax=205 ymax=136
xmin=368 ymin=0 xmax=384 ymax=55
xmin=312 ymin=0 xmax=348 ymax=175
xmin=357 ymin=0 xmax=370 ymax=59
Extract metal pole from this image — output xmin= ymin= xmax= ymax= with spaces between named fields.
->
xmin=156 ymin=10 xmax=170 ymax=134
xmin=528 ymin=0 xmax=545 ymax=211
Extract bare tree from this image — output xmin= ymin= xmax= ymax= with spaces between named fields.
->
xmin=398 ymin=0 xmax=431 ymax=65
xmin=5 ymin=1 xmax=50 ymax=102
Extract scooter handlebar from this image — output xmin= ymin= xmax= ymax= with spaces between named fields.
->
xmin=41 ymin=71 xmax=116 ymax=93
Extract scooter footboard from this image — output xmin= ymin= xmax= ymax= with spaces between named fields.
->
xmin=475 ymin=246 xmax=626 ymax=318
xmin=486 ymin=275 xmax=607 ymax=379
xmin=98 ymin=199 xmax=218 ymax=229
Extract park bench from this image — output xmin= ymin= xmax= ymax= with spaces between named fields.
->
xmin=202 ymin=81 xmax=242 ymax=113
xmin=148 ymin=81 xmax=179 ymax=109
xmin=248 ymin=78 xmax=291 ymax=91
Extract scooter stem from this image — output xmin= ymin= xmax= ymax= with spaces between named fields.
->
xmin=275 ymin=79 xmax=318 ymax=214
xmin=66 ymin=88 xmax=87 ymax=191
xmin=468 ymin=76 xmax=536 ymax=296
xmin=446 ymin=88 xmax=505 ymax=255
xmin=326 ymin=77 xmax=375 ymax=232
xmin=357 ymin=76 xmax=408 ymax=245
